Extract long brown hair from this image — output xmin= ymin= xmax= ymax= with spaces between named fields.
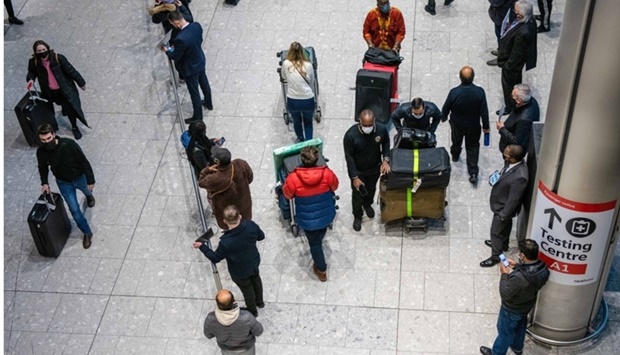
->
xmin=32 ymin=40 xmax=51 ymax=56
xmin=286 ymin=42 xmax=309 ymax=78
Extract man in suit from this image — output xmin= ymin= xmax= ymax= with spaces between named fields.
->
xmin=162 ymin=10 xmax=213 ymax=124
xmin=480 ymin=144 xmax=528 ymax=267
xmin=497 ymin=84 xmax=540 ymax=155
xmin=495 ymin=0 xmax=537 ymax=114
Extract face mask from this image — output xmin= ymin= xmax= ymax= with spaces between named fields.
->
xmin=361 ymin=125 xmax=374 ymax=134
xmin=43 ymin=139 xmax=57 ymax=151
xmin=412 ymin=112 xmax=424 ymax=119
xmin=380 ymin=4 xmax=390 ymax=14
xmin=36 ymin=51 xmax=49 ymax=59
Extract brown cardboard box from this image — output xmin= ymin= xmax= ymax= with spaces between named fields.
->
xmin=379 ymin=181 xmax=446 ymax=223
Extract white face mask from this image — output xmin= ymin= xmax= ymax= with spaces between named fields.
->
xmin=361 ymin=126 xmax=374 ymax=134
xmin=412 ymin=112 xmax=424 ymax=119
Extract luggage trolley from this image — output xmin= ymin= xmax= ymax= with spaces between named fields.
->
xmin=273 ymin=139 xmax=338 ymax=236
xmin=276 ymin=47 xmax=322 ymax=125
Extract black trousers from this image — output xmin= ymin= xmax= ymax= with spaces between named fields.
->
xmin=185 ymin=70 xmax=212 ymax=120
xmin=48 ymin=89 xmax=78 ymax=128
xmin=232 ymin=268 xmax=263 ymax=315
xmin=4 ymin=0 xmax=15 ymax=17
xmin=450 ymin=123 xmax=481 ymax=176
xmin=537 ymin=0 xmax=552 ymax=29
xmin=501 ymin=68 xmax=522 ymax=113
xmin=351 ymin=171 xmax=380 ymax=219
xmin=490 ymin=214 xmax=513 ymax=259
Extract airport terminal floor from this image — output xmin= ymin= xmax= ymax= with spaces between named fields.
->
xmin=3 ymin=0 xmax=619 ymax=354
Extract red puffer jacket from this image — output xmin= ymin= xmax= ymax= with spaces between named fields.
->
xmin=283 ymin=166 xmax=338 ymax=199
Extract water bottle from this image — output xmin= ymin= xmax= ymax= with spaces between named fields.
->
xmin=484 ymin=132 xmax=490 ymax=147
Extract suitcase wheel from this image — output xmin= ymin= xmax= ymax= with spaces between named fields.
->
xmin=283 ymin=112 xmax=290 ymax=125
xmin=290 ymin=224 xmax=299 ymax=237
xmin=314 ymin=109 xmax=322 ymax=123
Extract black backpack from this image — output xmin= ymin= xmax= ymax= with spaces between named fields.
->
xmin=363 ymin=47 xmax=403 ymax=67
xmin=394 ymin=127 xmax=437 ymax=149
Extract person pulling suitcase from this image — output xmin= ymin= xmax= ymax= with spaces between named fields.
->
xmin=36 ymin=124 xmax=96 ymax=249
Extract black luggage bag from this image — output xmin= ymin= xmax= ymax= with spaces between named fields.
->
xmin=354 ymin=69 xmax=392 ymax=124
xmin=386 ymin=147 xmax=451 ymax=190
xmin=27 ymin=193 xmax=72 ymax=257
xmin=394 ymin=128 xmax=437 ymax=149
xmin=14 ymin=90 xmax=58 ymax=147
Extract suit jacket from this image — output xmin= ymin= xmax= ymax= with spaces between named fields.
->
xmin=165 ymin=22 xmax=206 ymax=77
xmin=497 ymin=19 xmax=537 ymax=72
xmin=490 ymin=161 xmax=529 ymax=220
xmin=498 ymin=97 xmax=540 ymax=153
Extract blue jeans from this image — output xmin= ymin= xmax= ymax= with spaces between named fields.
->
xmin=186 ymin=70 xmax=212 ymax=120
xmin=305 ymin=228 xmax=327 ymax=271
xmin=287 ymin=97 xmax=314 ymax=141
xmin=492 ymin=305 xmax=528 ymax=355
xmin=56 ymin=174 xmax=92 ymax=235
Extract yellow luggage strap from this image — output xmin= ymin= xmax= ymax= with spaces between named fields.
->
xmin=407 ymin=149 xmax=420 ymax=217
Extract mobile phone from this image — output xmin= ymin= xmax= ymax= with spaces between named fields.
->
xmin=195 ymin=228 xmax=214 ymax=244
xmin=216 ymin=137 xmax=226 ymax=147
xmin=358 ymin=184 xmax=368 ymax=196
xmin=499 ymin=253 xmax=510 ymax=267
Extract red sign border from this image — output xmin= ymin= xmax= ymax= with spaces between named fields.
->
xmin=538 ymin=181 xmax=616 ymax=213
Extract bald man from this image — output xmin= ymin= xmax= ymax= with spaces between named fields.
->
xmin=204 ymin=289 xmax=264 ymax=355
xmin=441 ymin=66 xmax=490 ymax=185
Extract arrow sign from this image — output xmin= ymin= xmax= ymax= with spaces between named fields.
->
xmin=544 ymin=208 xmax=562 ymax=229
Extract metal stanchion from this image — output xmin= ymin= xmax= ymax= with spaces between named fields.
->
xmin=166 ymin=57 xmax=222 ymax=291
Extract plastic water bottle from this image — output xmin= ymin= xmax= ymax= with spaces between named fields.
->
xmin=484 ymin=132 xmax=490 ymax=147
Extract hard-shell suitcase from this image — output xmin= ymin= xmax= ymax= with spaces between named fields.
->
xmin=362 ymin=62 xmax=398 ymax=113
xmin=27 ymin=193 xmax=72 ymax=257
xmin=380 ymin=181 xmax=446 ymax=223
xmin=14 ymin=90 xmax=58 ymax=147
xmin=393 ymin=127 xmax=437 ymax=149
xmin=354 ymin=69 xmax=393 ymax=124
xmin=386 ymin=147 xmax=451 ymax=190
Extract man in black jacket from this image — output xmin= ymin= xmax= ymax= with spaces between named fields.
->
xmin=36 ymin=124 xmax=96 ymax=249
xmin=487 ymin=0 xmax=517 ymax=58
xmin=194 ymin=205 xmax=265 ymax=317
xmin=442 ymin=66 xmax=490 ymax=185
xmin=343 ymin=109 xmax=390 ymax=231
xmin=480 ymin=239 xmax=549 ymax=355
xmin=495 ymin=0 xmax=537 ymax=114
xmin=497 ymin=84 xmax=540 ymax=155
xmin=481 ymin=145 xmax=528 ymax=267
xmin=391 ymin=97 xmax=444 ymax=133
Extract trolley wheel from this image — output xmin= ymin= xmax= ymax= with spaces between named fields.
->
xmin=291 ymin=225 xmax=299 ymax=237
xmin=314 ymin=110 xmax=322 ymax=123
xmin=283 ymin=112 xmax=290 ymax=125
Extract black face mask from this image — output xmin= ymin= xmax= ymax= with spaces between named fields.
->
xmin=42 ymin=139 xmax=57 ymax=151
xmin=36 ymin=51 xmax=49 ymax=59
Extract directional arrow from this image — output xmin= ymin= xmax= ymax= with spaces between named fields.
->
xmin=544 ymin=208 xmax=562 ymax=229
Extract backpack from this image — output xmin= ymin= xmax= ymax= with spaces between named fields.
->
xmin=180 ymin=130 xmax=190 ymax=149
xmin=363 ymin=47 xmax=403 ymax=67
xmin=394 ymin=127 xmax=437 ymax=149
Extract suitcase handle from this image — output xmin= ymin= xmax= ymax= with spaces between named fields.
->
xmin=36 ymin=193 xmax=57 ymax=212
xmin=26 ymin=82 xmax=49 ymax=103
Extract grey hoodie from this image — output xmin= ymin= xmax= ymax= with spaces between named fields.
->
xmin=500 ymin=259 xmax=550 ymax=314
xmin=204 ymin=308 xmax=264 ymax=351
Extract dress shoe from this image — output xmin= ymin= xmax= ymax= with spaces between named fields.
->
xmin=83 ymin=233 xmax=93 ymax=249
xmin=537 ymin=25 xmax=550 ymax=33
xmin=256 ymin=302 xmax=265 ymax=309
xmin=313 ymin=264 xmax=327 ymax=282
xmin=353 ymin=217 xmax=362 ymax=231
xmin=451 ymin=155 xmax=459 ymax=162
xmin=8 ymin=17 xmax=24 ymax=25
xmin=486 ymin=58 xmax=498 ymax=66
xmin=184 ymin=117 xmax=200 ymax=124
xmin=484 ymin=239 xmax=508 ymax=251
xmin=480 ymin=346 xmax=492 ymax=355
xmin=202 ymin=100 xmax=213 ymax=110
xmin=480 ymin=257 xmax=500 ymax=267
xmin=72 ymin=127 xmax=82 ymax=140
xmin=491 ymin=50 xmax=498 ymax=56
xmin=469 ymin=174 xmax=478 ymax=185
xmin=424 ymin=5 xmax=436 ymax=15
xmin=444 ymin=0 xmax=454 ymax=5
xmin=363 ymin=205 xmax=375 ymax=218
xmin=87 ymin=195 xmax=96 ymax=208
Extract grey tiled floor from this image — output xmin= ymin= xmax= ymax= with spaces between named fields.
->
xmin=3 ymin=0 xmax=619 ymax=354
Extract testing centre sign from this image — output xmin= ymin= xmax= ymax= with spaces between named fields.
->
xmin=531 ymin=181 xmax=617 ymax=286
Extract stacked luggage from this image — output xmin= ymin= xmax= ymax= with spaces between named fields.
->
xmin=380 ymin=128 xmax=450 ymax=232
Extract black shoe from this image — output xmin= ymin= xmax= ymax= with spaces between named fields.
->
xmin=444 ymin=0 xmax=454 ymax=5
xmin=184 ymin=117 xmax=200 ymax=124
xmin=537 ymin=26 xmax=550 ymax=33
xmin=61 ymin=108 xmax=68 ymax=116
xmin=484 ymin=239 xmax=508 ymax=251
xmin=424 ymin=5 xmax=436 ymax=15
xmin=491 ymin=50 xmax=498 ymax=56
xmin=510 ymin=347 xmax=523 ymax=355
xmin=83 ymin=233 xmax=93 ymax=249
xmin=86 ymin=195 xmax=96 ymax=208
xmin=451 ymin=155 xmax=459 ymax=162
xmin=72 ymin=127 xmax=82 ymax=140
xmin=201 ymin=100 xmax=213 ymax=110
xmin=480 ymin=257 xmax=500 ymax=267
xmin=486 ymin=58 xmax=498 ymax=66
xmin=363 ymin=205 xmax=375 ymax=219
xmin=353 ymin=218 xmax=362 ymax=232
xmin=240 ymin=307 xmax=258 ymax=317
xmin=256 ymin=302 xmax=265 ymax=309
xmin=8 ymin=17 xmax=24 ymax=25
xmin=469 ymin=174 xmax=478 ymax=185
xmin=496 ymin=109 xmax=511 ymax=116
xmin=479 ymin=346 xmax=492 ymax=355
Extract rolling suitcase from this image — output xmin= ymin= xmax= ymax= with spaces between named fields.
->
xmin=362 ymin=62 xmax=399 ymax=113
xmin=386 ymin=147 xmax=451 ymax=190
xmin=354 ymin=69 xmax=392 ymax=124
xmin=14 ymin=90 xmax=58 ymax=147
xmin=27 ymin=193 xmax=72 ymax=257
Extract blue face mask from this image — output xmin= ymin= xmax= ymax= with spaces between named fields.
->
xmin=380 ymin=4 xmax=390 ymax=14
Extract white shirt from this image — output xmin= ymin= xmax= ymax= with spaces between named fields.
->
xmin=281 ymin=60 xmax=315 ymax=100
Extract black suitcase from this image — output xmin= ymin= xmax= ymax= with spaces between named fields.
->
xmin=386 ymin=147 xmax=451 ymax=190
xmin=27 ymin=193 xmax=72 ymax=257
xmin=394 ymin=128 xmax=437 ymax=149
xmin=14 ymin=90 xmax=58 ymax=147
xmin=354 ymin=69 xmax=392 ymax=124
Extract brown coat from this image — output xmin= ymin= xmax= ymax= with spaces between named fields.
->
xmin=199 ymin=159 xmax=253 ymax=229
